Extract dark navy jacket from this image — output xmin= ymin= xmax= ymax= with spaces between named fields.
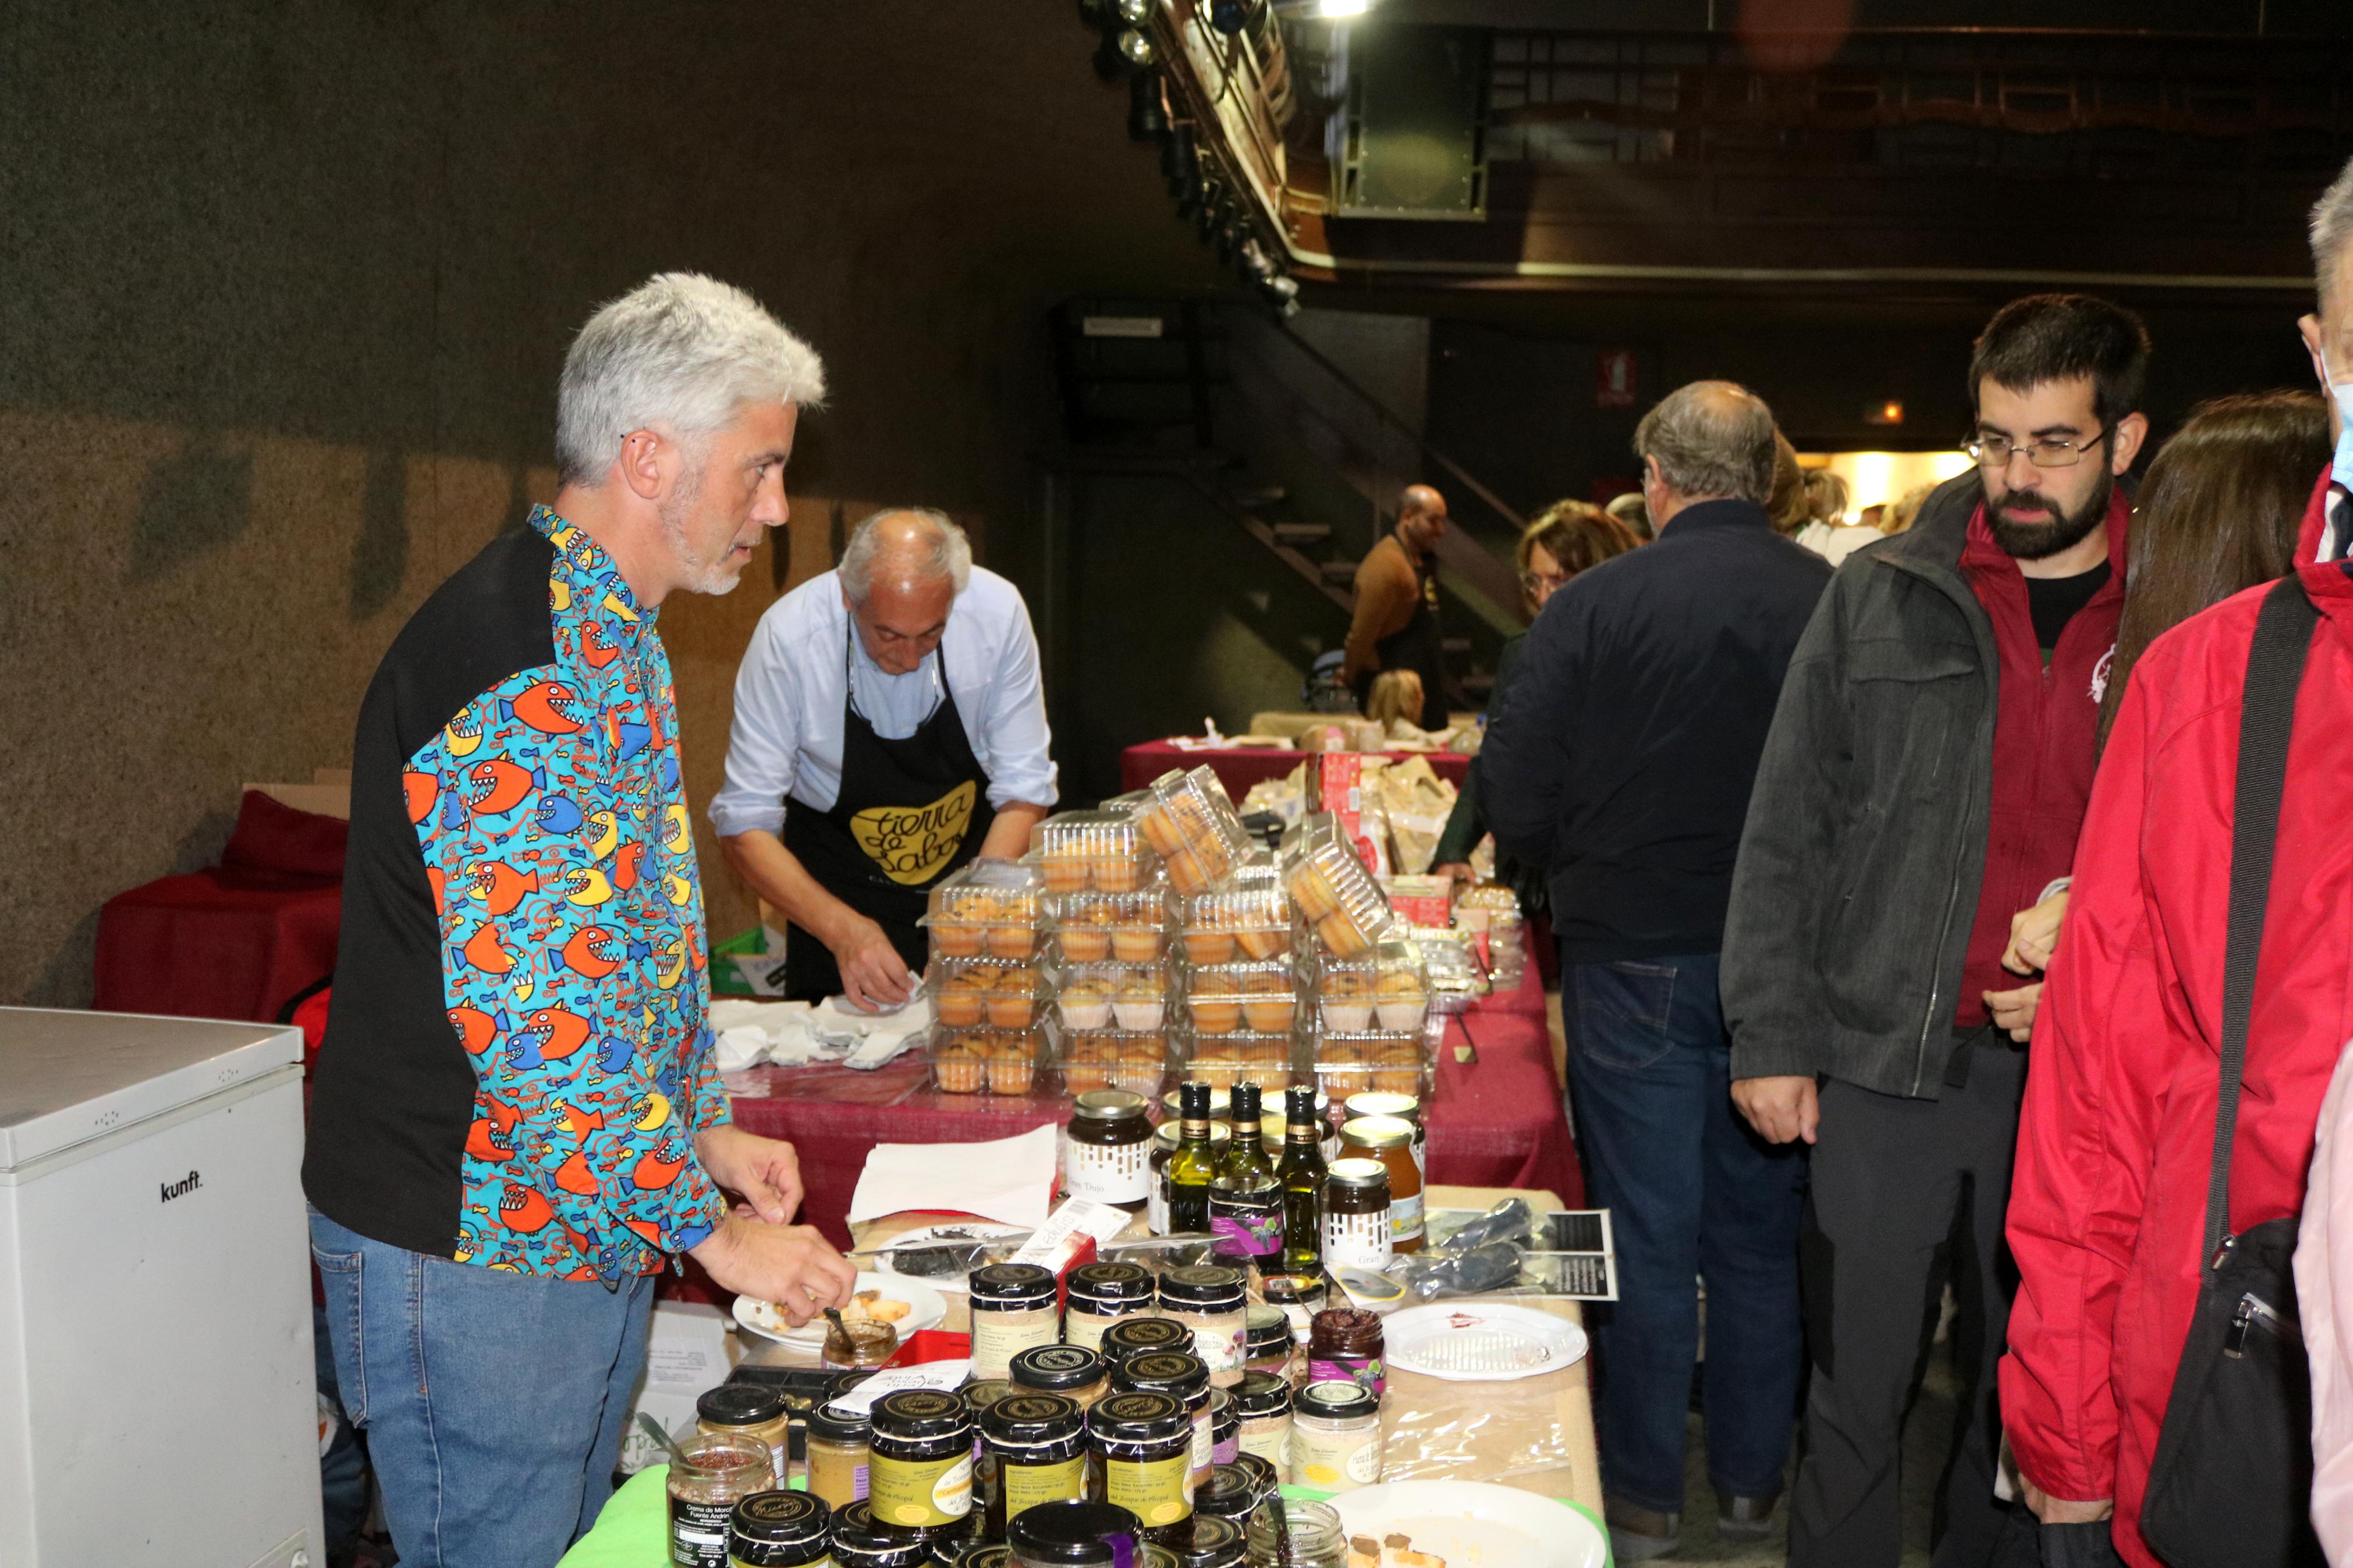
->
xmin=1481 ymin=498 xmax=1831 ymax=962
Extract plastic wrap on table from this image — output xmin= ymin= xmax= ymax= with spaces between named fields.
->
xmin=1049 ymin=888 xmax=1172 ymax=965
xmin=922 ymin=860 xmax=1044 ymax=961
xmin=1378 ymin=1359 xmax=1585 ymax=1487
xmin=1312 ymin=940 xmax=1428 ymax=1033
xmin=1393 ymin=1243 xmax=1526 ymax=1303
xmin=1181 ymin=959 xmax=1301 ymax=1036
xmin=1281 ymin=813 xmax=1398 ymax=958
xmin=1429 ymin=1197 xmax=1535 ymax=1254
xmin=927 ymin=957 xmax=1045 ymax=1030
xmin=927 ymin=1023 xmax=1052 ymax=1096
xmin=1031 ymin=808 xmax=1157 ymax=894
xmin=1133 ymin=767 xmax=1253 ymax=895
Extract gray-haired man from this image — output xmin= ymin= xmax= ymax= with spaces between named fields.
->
xmin=1481 ymin=381 xmax=1831 ymax=1559
xmin=712 ymin=509 xmax=1056 ymax=1010
xmin=306 ymin=273 xmax=857 ymax=1567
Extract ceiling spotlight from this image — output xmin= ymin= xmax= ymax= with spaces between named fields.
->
xmin=1116 ymin=27 xmax=1156 ymax=67
xmin=1319 ymin=0 xmax=1370 ymax=15
xmin=1128 ymin=72 xmax=1170 ymax=140
xmin=1116 ymin=0 xmax=1154 ymax=20
xmin=1259 ymin=273 xmax=1301 ymax=317
xmin=1210 ymin=0 xmax=1254 ymax=34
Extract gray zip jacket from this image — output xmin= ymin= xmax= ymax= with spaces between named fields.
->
xmin=1722 ymin=472 xmax=1999 ymax=1098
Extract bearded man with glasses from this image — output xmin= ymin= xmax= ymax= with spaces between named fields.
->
xmin=1720 ymin=294 xmax=2149 ymax=1566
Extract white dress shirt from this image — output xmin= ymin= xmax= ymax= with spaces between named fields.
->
xmin=708 ymin=566 xmax=1058 ymax=838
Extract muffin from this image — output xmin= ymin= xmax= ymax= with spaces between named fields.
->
xmin=936 ymin=967 xmax=988 ymax=1027
xmin=1235 ymin=923 xmax=1289 ymax=961
xmin=1137 ymin=802 xmax=1186 ymax=858
xmin=1374 ymin=1066 xmax=1419 ymax=1096
xmin=1238 ymin=1035 xmax=1287 ymax=1069
xmin=1059 ymin=908 xmax=1112 ymax=963
xmin=986 ymin=1036 xmax=1039 ymax=1095
xmin=1286 ymin=863 xmax=1339 ymax=922
xmin=1112 ymin=972 xmax=1167 ymax=1032
xmin=1189 ymin=970 xmax=1242 ymax=1034
xmin=1375 ymin=970 xmax=1428 ymax=1032
xmin=934 ymin=1040 xmax=985 ymax=1094
xmin=931 ymin=920 xmax=986 ymax=958
xmin=1094 ymin=854 xmax=1144 ymax=893
xmin=1060 ymin=978 xmax=1113 ymax=1032
xmin=1315 ymin=909 xmax=1369 ymax=957
xmin=1183 ymin=926 xmax=1238 ymax=966
xmin=986 ymin=982 xmax=1036 ymax=1029
xmin=989 ymin=920 xmax=1038 ymax=960
xmin=1319 ymin=970 xmax=1375 ymax=1032
xmin=1042 ymin=849 xmax=1090 ymax=893
xmin=1110 ymin=925 xmax=1163 ymax=964
xmin=1163 ymin=847 xmax=1208 ymax=894
xmin=1242 ymin=973 xmax=1296 ymax=1033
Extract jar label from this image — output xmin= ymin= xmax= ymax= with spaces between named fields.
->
xmin=1191 ymin=1408 xmax=1215 ymax=1472
xmin=1323 ymin=1210 xmax=1392 ymax=1272
xmin=1208 ymin=1197 xmax=1282 ymax=1263
xmin=669 ymin=1495 xmax=733 ymax=1567
xmin=1002 ymin=1454 xmax=1087 ymax=1520
xmin=1309 ymin=1353 xmax=1386 ymax=1399
xmin=1149 ymin=1173 xmax=1171 ymax=1236
xmin=1389 ymin=1190 xmax=1424 ymax=1245
xmin=1067 ymin=1140 xmax=1150 ymax=1205
xmin=1187 ymin=1322 xmax=1246 ymax=1375
xmin=1104 ymin=1453 xmax=1194 ymax=1527
xmin=1237 ymin=1419 xmax=1291 ymax=1479
xmin=971 ymin=1313 xmax=1062 ymax=1379
xmin=1289 ymin=1424 xmax=1380 ymax=1494
xmin=1064 ymin=1310 xmax=1111 ymax=1353
xmin=1213 ymin=1430 xmax=1240 ymax=1466
xmin=869 ymin=1450 xmax=973 ymax=1527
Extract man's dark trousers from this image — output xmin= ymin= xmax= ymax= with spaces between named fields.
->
xmin=1564 ymin=948 xmax=1808 ymax=1516
xmin=1791 ymin=1035 xmax=2027 ymax=1567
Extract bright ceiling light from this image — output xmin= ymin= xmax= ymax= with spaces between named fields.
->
xmin=1319 ymin=0 xmax=1371 ymax=15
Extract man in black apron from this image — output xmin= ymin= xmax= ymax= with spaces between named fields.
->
xmin=714 ymin=509 xmax=1056 ymax=1010
xmin=1341 ymin=483 xmax=1452 ymax=728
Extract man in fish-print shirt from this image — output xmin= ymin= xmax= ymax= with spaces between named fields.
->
xmin=304 ymin=275 xmax=854 ymax=1568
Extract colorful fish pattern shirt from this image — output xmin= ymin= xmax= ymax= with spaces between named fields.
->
xmin=304 ymin=506 xmax=727 ymax=1282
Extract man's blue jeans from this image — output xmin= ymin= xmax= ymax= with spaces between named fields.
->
xmin=1563 ymin=951 xmax=1807 ymax=1515
xmin=308 ymin=1206 xmax=655 ymax=1568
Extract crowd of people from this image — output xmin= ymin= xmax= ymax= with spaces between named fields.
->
xmin=1462 ymin=155 xmax=2353 ymax=1568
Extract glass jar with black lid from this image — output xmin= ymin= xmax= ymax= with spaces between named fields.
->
xmin=806 ymin=1400 xmax=874 ymax=1510
xmin=970 ymin=1264 xmax=1062 ymax=1381
xmin=1207 ymin=1386 xmax=1239 ymax=1466
xmin=1064 ymin=1089 xmax=1154 ymax=1211
xmin=1227 ymin=1452 xmax=1278 ymax=1503
xmin=1085 ymin=1391 xmax=1195 ymax=1541
xmin=1011 ymin=1345 xmax=1109 ymax=1409
xmin=1155 ymin=1265 xmax=1248 ymax=1388
xmin=869 ymin=1389 xmax=977 ymax=1530
xmin=1230 ymin=1374 xmax=1292 ymax=1477
xmin=979 ymin=1392 xmax=1088 ymax=1541
xmin=1190 ymin=1464 xmax=1259 ymax=1525
xmin=1168 ymin=1513 xmax=1245 ymax=1568
xmin=1098 ymin=1315 xmax=1191 ymax=1369
xmin=1109 ymin=1350 xmax=1213 ymax=1485
xmin=1063 ymin=1261 xmax=1155 ymax=1353
xmin=1006 ymin=1498 xmax=1144 ymax=1566
xmin=728 ymin=1489 xmax=832 ymax=1567
xmin=829 ymin=1499 xmax=940 ymax=1567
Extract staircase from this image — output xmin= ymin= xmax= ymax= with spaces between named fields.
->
xmin=1046 ymin=295 xmax=1522 ymax=712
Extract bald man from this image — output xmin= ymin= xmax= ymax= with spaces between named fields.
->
xmin=712 ymin=509 xmax=1056 ymax=1009
xmin=1340 ymin=483 xmax=1451 ymax=728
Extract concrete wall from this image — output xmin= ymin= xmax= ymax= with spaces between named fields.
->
xmin=1 ymin=1 xmax=1229 ymax=1005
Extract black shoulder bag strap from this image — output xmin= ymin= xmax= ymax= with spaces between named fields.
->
xmin=2140 ymin=573 xmax=2324 ymax=1568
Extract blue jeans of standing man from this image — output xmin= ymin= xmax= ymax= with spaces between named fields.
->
xmin=1563 ymin=950 xmax=1808 ymax=1515
xmin=309 ymin=1206 xmax=655 ymax=1568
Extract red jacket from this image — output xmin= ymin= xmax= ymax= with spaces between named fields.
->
xmin=2002 ymin=471 xmax=2353 ymax=1566
xmin=1955 ymin=489 xmax=2129 ymax=1029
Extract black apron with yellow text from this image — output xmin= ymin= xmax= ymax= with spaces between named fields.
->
xmin=781 ymin=638 xmax=995 ymax=1001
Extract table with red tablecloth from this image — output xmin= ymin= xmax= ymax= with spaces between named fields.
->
xmin=722 ymin=933 xmax=1575 ymax=1250
xmin=1119 ymin=740 xmax=1468 ymax=801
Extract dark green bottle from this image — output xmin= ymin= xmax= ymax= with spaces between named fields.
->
xmin=1277 ymin=1085 xmax=1328 ymax=1274
xmin=1209 ymin=1083 xmax=1282 ymax=1264
xmin=1167 ymin=1080 xmax=1220 ymax=1235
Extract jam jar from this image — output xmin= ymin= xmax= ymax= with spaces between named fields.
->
xmin=1286 ymin=1383 xmax=1382 ymax=1495
xmin=668 ymin=1432 xmax=776 ymax=1568
xmin=1064 ymin=1261 xmax=1156 ymax=1352
xmin=1230 ymin=1373 xmax=1293 ymax=1480
xmin=980 ymin=1392 xmax=1088 ymax=1540
xmin=727 ymin=1489 xmax=832 ymax=1567
xmin=1307 ymin=1309 xmax=1385 ymax=1398
xmin=1085 ymin=1391 xmax=1195 ymax=1542
xmin=868 ymin=1389 xmax=976 ymax=1530
xmin=1207 ymin=1386 xmax=1239 ymax=1466
xmin=1006 ymin=1498 xmax=1145 ymax=1565
xmin=805 ymin=1401 xmax=873 ymax=1510
xmin=1337 ymin=1116 xmax=1421 ymax=1254
xmin=1320 ymin=1160 xmax=1392 ymax=1272
xmin=829 ymin=1499 xmax=945 ymax=1567
xmin=1012 ymin=1343 xmax=1110 ymax=1409
xmin=1155 ymin=1265 xmax=1248 ymax=1386
xmin=1098 ymin=1314 xmax=1193 ymax=1370
xmin=1110 ymin=1350 xmax=1213 ymax=1488
xmin=1169 ymin=1513 xmax=1245 ymax=1568
xmin=698 ymin=1383 xmax=794 ymax=1490
xmin=1064 ymin=1089 xmax=1154 ymax=1210
xmin=970 ymin=1263 xmax=1062 ymax=1379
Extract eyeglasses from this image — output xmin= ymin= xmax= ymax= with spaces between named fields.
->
xmin=1518 ymin=570 xmax=1570 ymax=596
xmin=1963 ymin=426 xmax=2111 ymax=470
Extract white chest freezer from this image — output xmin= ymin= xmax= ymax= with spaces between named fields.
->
xmin=0 ymin=1008 xmax=321 ymax=1567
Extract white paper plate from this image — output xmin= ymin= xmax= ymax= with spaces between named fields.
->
xmin=870 ymin=1222 xmax=1031 ymax=1294
xmin=733 ymin=1272 xmax=946 ymax=1346
xmin=1381 ymin=1301 xmax=1588 ymax=1382
xmin=1335 ymin=1479 xmax=1608 ymax=1568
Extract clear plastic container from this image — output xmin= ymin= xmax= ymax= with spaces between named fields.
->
xmin=1051 ymin=890 xmax=1171 ymax=966
xmin=923 ymin=861 xmax=1046 ymax=962
xmin=1179 ymin=884 xmax=1295 ymax=966
xmin=1134 ymin=767 xmax=1252 ymax=895
xmin=1060 ymin=1030 xmax=1166 ymax=1097
xmin=931 ymin=1027 xmax=1050 ymax=1097
xmin=1183 ymin=962 xmax=1299 ymax=1037
xmin=1057 ymin=962 xmax=1170 ymax=1035
xmin=929 ymin=958 xmax=1045 ymax=1031
xmin=1034 ymin=809 xmax=1156 ymax=895
xmin=1315 ymin=941 xmax=1426 ymax=1033
xmin=1174 ymin=1027 xmax=1296 ymax=1091
xmin=1280 ymin=816 xmax=1396 ymax=959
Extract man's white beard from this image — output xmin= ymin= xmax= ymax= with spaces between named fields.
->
xmin=656 ymin=465 xmax=744 ymax=595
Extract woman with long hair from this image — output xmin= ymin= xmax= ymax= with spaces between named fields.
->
xmin=1429 ymin=499 xmax=1641 ymax=896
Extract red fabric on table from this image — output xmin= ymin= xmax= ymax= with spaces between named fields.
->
xmin=93 ymin=791 xmax=348 ymax=1026
xmin=723 ymin=931 xmax=1577 ymax=1247
xmin=1119 ymin=741 xmax=1468 ymax=800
